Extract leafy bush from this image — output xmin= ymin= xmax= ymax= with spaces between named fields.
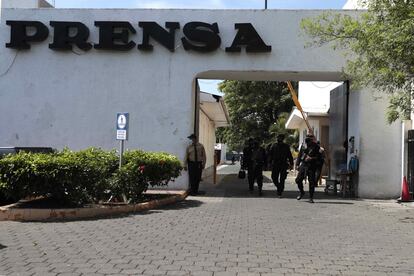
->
xmin=58 ymin=148 xmax=118 ymax=202
xmin=0 ymin=148 xmax=118 ymax=206
xmin=111 ymin=150 xmax=182 ymax=203
xmin=0 ymin=148 xmax=182 ymax=206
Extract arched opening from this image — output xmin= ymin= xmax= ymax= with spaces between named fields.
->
xmin=192 ymin=71 xmax=350 ymax=198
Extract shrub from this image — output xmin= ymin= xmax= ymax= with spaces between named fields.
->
xmin=0 ymin=148 xmax=182 ymax=206
xmin=57 ymin=148 xmax=118 ymax=202
xmin=0 ymin=148 xmax=118 ymax=206
xmin=111 ymin=150 xmax=182 ymax=203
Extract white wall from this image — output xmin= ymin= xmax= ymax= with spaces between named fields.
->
xmin=0 ymin=8 xmax=403 ymax=197
xmin=298 ymin=81 xmax=342 ymax=113
xmin=343 ymin=0 xmax=367 ymax=9
xmin=199 ymin=110 xmax=216 ymax=170
xmin=354 ymin=88 xmax=401 ymax=198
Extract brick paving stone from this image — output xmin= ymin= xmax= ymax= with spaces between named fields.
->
xmin=212 ymin=272 xmax=237 ymax=276
xmin=166 ymin=271 xmax=190 ymax=276
xmin=225 ymin=266 xmax=249 ymax=272
xmin=1 ymin=167 xmax=414 ymax=276
xmin=202 ymin=266 xmax=225 ymax=272
xmin=120 ymin=268 xmax=145 ymax=274
xmin=74 ymin=267 xmax=98 ymax=274
xmin=143 ymin=269 xmax=168 ymax=275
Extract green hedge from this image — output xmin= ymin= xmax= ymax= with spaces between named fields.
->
xmin=111 ymin=150 xmax=182 ymax=203
xmin=0 ymin=148 xmax=182 ymax=206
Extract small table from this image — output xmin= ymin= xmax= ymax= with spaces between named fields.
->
xmin=336 ymin=171 xmax=354 ymax=198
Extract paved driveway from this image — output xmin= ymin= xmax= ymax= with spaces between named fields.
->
xmin=1 ymin=163 xmax=414 ymax=275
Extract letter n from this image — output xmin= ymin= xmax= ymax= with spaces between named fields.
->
xmin=138 ymin=22 xmax=180 ymax=52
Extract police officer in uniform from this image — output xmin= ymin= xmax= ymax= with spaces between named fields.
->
xmin=242 ymin=138 xmax=254 ymax=190
xmin=295 ymin=135 xmax=321 ymax=203
xmin=247 ymin=139 xmax=266 ymax=196
xmin=184 ymin=134 xmax=206 ymax=196
xmin=269 ymin=134 xmax=293 ymax=197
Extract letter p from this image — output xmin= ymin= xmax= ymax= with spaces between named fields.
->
xmin=6 ymin=21 xmax=49 ymax=49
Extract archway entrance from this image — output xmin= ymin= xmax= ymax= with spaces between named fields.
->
xmin=194 ymin=72 xmax=349 ymax=198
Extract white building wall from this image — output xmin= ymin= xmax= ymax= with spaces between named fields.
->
xmin=0 ymin=8 xmax=403 ymax=197
xmin=298 ymin=81 xmax=342 ymax=113
xmin=199 ymin=110 xmax=216 ymax=170
xmin=343 ymin=0 xmax=367 ymax=9
xmin=356 ymin=88 xmax=401 ymax=198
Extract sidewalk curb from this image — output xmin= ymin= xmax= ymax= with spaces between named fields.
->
xmin=0 ymin=190 xmax=189 ymax=222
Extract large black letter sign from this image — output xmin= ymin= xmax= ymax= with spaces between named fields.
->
xmin=138 ymin=22 xmax=180 ymax=52
xmin=226 ymin=23 xmax=271 ymax=53
xmin=94 ymin=21 xmax=136 ymax=51
xmin=49 ymin=21 xmax=92 ymax=51
xmin=182 ymin=22 xmax=221 ymax=53
xmin=6 ymin=21 xmax=49 ymax=49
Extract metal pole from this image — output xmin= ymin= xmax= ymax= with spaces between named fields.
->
xmin=265 ymin=0 xmax=267 ymax=9
xmin=213 ymin=152 xmax=217 ymax=184
xmin=119 ymin=140 xmax=128 ymax=202
xmin=119 ymin=140 xmax=124 ymax=169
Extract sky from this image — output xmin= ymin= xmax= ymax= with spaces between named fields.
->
xmin=54 ymin=0 xmax=348 ymax=94
xmin=55 ymin=0 xmax=347 ymax=10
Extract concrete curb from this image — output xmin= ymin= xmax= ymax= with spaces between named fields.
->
xmin=0 ymin=190 xmax=189 ymax=222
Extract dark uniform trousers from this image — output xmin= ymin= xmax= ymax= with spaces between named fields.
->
xmin=272 ymin=165 xmax=288 ymax=196
xmin=188 ymin=161 xmax=203 ymax=194
xmin=248 ymin=164 xmax=264 ymax=191
xmin=295 ymin=165 xmax=317 ymax=198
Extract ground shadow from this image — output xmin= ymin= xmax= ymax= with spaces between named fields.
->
xmin=315 ymin=201 xmax=354 ymax=205
xmin=156 ymin=199 xmax=204 ymax=210
xmin=0 ymin=244 xmax=7 ymax=250
xmin=200 ymin=173 xmax=356 ymax=203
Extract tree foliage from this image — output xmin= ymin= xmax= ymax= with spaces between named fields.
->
xmin=301 ymin=0 xmax=414 ymax=123
xmin=216 ymin=81 xmax=295 ymax=151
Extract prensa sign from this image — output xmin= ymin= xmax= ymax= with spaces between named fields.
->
xmin=5 ymin=21 xmax=272 ymax=53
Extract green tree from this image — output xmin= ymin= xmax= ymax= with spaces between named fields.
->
xmin=301 ymin=0 xmax=414 ymax=123
xmin=217 ymin=81 xmax=296 ymax=151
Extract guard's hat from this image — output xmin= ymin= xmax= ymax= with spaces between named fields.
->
xmin=187 ymin=134 xmax=197 ymax=139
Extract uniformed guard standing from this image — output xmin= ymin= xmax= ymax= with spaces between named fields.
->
xmin=269 ymin=134 xmax=293 ymax=198
xmin=295 ymin=135 xmax=321 ymax=203
xmin=184 ymin=134 xmax=206 ymax=196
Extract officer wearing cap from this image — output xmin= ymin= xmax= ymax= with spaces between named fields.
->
xmin=184 ymin=134 xmax=206 ymax=196
xmin=269 ymin=134 xmax=293 ymax=197
xmin=295 ymin=135 xmax=321 ymax=203
xmin=243 ymin=138 xmax=266 ymax=196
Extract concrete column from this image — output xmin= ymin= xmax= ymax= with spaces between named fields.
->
xmin=401 ymin=120 xmax=412 ymax=193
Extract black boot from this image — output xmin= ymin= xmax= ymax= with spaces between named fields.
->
xmin=297 ymin=192 xmax=305 ymax=200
